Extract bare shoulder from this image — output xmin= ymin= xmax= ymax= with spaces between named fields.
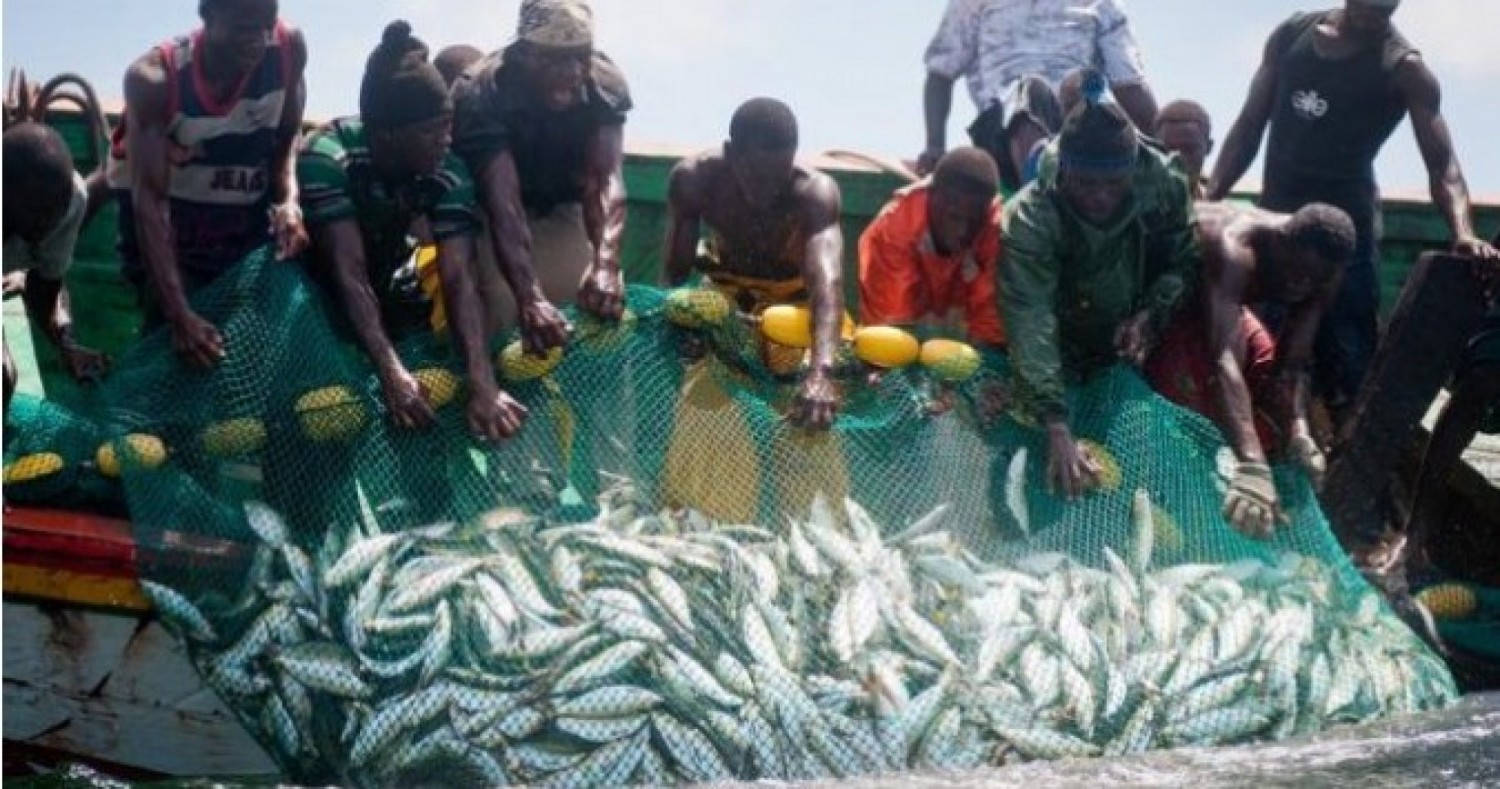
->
xmin=667 ymin=152 xmax=721 ymax=209
xmin=794 ymin=167 xmax=842 ymax=219
xmin=123 ymin=49 xmax=171 ymax=115
xmin=282 ymin=25 xmax=310 ymax=74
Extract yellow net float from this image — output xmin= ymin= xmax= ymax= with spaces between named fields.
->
xmin=96 ymin=434 xmax=169 ymax=477
xmin=852 ymin=326 xmax=920 ymax=369
xmin=296 ymin=386 xmax=369 ymax=443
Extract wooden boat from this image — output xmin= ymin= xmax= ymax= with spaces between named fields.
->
xmin=4 ymin=87 xmax=1498 ymax=780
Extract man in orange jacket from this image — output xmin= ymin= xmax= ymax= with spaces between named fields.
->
xmin=857 ymin=147 xmax=1005 ymax=348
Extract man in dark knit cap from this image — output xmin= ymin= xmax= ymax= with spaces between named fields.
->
xmin=664 ymin=98 xmax=845 ymax=430
xmin=298 ymin=20 xmax=525 ymax=441
xmin=451 ymin=0 xmax=631 ymax=353
xmin=1001 ymin=73 xmax=1197 ymax=499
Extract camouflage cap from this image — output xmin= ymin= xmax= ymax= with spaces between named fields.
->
xmin=517 ymin=0 xmax=594 ymax=49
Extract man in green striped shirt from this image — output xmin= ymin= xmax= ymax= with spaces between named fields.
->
xmin=299 ymin=21 xmax=524 ymax=441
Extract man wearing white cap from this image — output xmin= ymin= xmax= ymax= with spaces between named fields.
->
xmin=1208 ymin=0 xmax=1499 ymax=429
xmin=451 ymin=0 xmax=630 ymax=353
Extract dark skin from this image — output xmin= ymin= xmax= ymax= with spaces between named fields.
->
xmin=1195 ymin=202 xmax=1341 ymax=471
xmin=123 ymin=0 xmax=308 ymax=370
xmin=311 ymin=115 xmax=525 ymax=442
xmin=473 ymin=44 xmax=626 ymax=356
xmin=2 ymin=127 xmax=111 ymax=384
xmin=1042 ymin=166 xmax=1158 ymax=498
xmin=919 ymin=71 xmax=1158 ymax=175
xmin=1207 ymin=1 xmax=1499 ymax=266
xmin=1156 ymin=120 xmax=1213 ymax=199
xmin=665 ymin=146 xmax=845 ymax=431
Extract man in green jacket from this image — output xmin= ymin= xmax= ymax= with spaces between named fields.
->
xmin=1001 ymin=77 xmax=1198 ymax=500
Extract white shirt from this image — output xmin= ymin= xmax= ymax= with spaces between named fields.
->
xmin=924 ymin=0 xmax=1148 ymax=116
xmin=3 ymin=172 xmax=88 ymax=281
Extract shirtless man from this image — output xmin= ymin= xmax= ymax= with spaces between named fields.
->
xmin=664 ymin=98 xmax=844 ymax=431
xmin=108 ymin=0 xmax=308 ymax=369
xmin=1146 ymin=202 xmax=1356 ymax=536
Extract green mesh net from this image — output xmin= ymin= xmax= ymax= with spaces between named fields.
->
xmin=46 ymin=249 xmax=1457 ymax=785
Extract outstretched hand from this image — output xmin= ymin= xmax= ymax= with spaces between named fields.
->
xmin=577 ymin=264 xmax=625 ymax=321
xmin=518 ymin=298 xmax=572 ymax=355
xmin=1045 ymin=423 xmax=1102 ymax=499
xmin=791 ymin=370 xmax=839 ymax=431
xmin=467 ymin=388 xmax=528 ymax=442
xmin=380 ymin=366 xmax=437 ymax=431
xmin=1114 ymin=310 xmax=1156 ymax=367
xmin=169 ymin=310 xmax=225 ymax=370
xmin=1223 ymin=461 xmax=1286 ymax=539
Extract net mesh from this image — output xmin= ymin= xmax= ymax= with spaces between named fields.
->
xmin=23 ymin=249 xmax=1459 ymax=785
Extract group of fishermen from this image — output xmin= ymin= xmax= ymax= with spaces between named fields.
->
xmin=2 ymin=0 xmax=1496 ymax=559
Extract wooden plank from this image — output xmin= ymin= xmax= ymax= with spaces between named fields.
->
xmin=1323 ymin=253 xmax=1489 ymax=552
xmin=2 ymin=601 xmax=277 ymax=776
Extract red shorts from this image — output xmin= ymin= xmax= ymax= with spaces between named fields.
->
xmin=1145 ymin=307 xmax=1282 ymax=451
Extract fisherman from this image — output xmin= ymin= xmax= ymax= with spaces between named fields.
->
xmin=297 ymin=21 xmax=525 ymax=442
xmin=1001 ymin=77 xmax=1196 ymax=498
xmin=1155 ymin=100 xmax=1214 ymax=199
xmin=107 ymin=0 xmax=308 ymax=370
xmin=433 ymin=44 xmax=484 ymax=87
xmin=663 ymin=98 xmax=844 ymax=431
xmin=3 ymin=123 xmax=111 ymax=415
xmin=450 ymin=0 xmax=629 ymax=351
xmin=858 ymin=147 xmax=1005 ymax=349
xmin=1144 ymin=202 xmax=1357 ymax=537
xmin=1207 ymin=0 xmax=1500 ymax=427
xmin=1402 ymin=231 xmax=1500 ymax=581
xmin=919 ymin=0 xmax=1159 ymax=191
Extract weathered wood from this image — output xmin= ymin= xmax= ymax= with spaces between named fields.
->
xmin=1323 ymin=253 xmax=1490 ymax=552
xmin=3 ymin=601 xmax=277 ymax=777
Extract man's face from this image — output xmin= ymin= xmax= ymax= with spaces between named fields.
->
xmin=202 ymin=0 xmax=278 ymax=74
xmin=1345 ymin=1 xmax=1397 ymax=38
xmin=377 ymin=113 xmax=453 ymax=179
xmin=1157 ymin=122 xmax=1211 ymax=183
xmin=1269 ymin=244 xmax=1336 ymax=304
xmin=728 ymin=144 xmax=795 ymax=210
xmin=928 ymin=186 xmax=992 ymax=256
xmin=1060 ymin=169 xmax=1133 ymax=225
xmin=523 ymin=44 xmax=590 ymax=111
xmin=4 ymin=188 xmax=70 ymax=244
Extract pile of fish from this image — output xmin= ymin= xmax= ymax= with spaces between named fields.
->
xmin=140 ymin=485 xmax=1457 ymax=786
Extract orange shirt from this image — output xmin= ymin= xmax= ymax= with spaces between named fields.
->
xmin=857 ymin=181 xmax=1005 ymax=347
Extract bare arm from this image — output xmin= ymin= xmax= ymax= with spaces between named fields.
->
xmin=920 ymin=72 xmax=955 ymax=175
xmin=21 ymin=274 xmax=71 ymax=350
xmin=578 ymin=123 xmax=627 ymax=318
xmin=1278 ymin=269 xmax=1340 ymax=433
xmin=1113 ymin=82 xmax=1159 ymax=134
xmin=1206 ymin=32 xmax=1281 ymax=201
xmin=792 ymin=173 xmax=845 ymax=431
xmin=311 ymin=220 xmax=405 ymax=384
xmin=1397 ymin=56 xmax=1495 ymax=258
xmin=474 ymin=149 xmax=569 ymax=352
xmin=436 ymin=231 xmax=525 ymax=440
xmin=268 ymin=30 xmax=309 ymax=258
xmin=124 ymin=54 xmax=223 ymax=369
xmin=663 ymin=159 xmax=708 ymax=287
xmin=1203 ymin=254 xmax=1265 ymax=463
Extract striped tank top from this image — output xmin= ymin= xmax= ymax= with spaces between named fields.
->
xmin=110 ymin=22 xmax=294 ymax=281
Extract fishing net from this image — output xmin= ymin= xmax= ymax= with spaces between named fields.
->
xmin=72 ymin=248 xmax=1455 ymax=785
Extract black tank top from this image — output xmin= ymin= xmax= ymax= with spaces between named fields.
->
xmin=1263 ymin=11 xmax=1415 ymax=206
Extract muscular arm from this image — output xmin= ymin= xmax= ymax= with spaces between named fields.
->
xmin=474 ymin=150 xmax=544 ymax=306
xmin=311 ymin=220 xmax=403 ymax=379
xmin=921 ymin=72 xmax=956 ymax=172
xmin=272 ymin=29 xmax=308 ymax=208
xmin=1203 ymin=251 xmax=1265 ymax=463
xmin=1207 ymin=31 xmax=1280 ymax=201
xmin=1397 ymin=56 xmax=1487 ymax=251
xmin=582 ymin=123 xmax=626 ymax=279
xmin=798 ymin=174 xmax=845 ymax=376
xmin=435 ymin=233 xmax=494 ymax=394
xmin=1277 ymin=270 xmax=1340 ymax=434
xmin=123 ymin=54 xmax=191 ymax=326
xmin=1113 ymin=82 xmax=1159 ymax=134
xmin=663 ymin=159 xmax=705 ymax=287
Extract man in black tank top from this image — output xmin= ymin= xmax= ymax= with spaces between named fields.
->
xmin=1207 ymin=0 xmax=1498 ymax=428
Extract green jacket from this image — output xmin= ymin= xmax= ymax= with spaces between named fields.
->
xmin=1001 ymin=141 xmax=1197 ymax=422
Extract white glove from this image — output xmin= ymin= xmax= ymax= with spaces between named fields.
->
xmin=1223 ymin=461 xmax=1284 ymax=539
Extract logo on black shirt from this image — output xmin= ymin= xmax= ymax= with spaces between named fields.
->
xmin=1292 ymin=90 xmax=1329 ymax=120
